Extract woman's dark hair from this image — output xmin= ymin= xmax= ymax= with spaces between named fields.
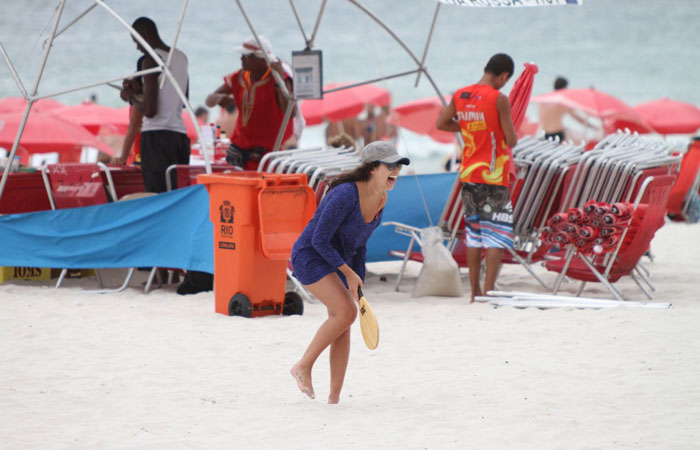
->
xmin=328 ymin=161 xmax=381 ymax=190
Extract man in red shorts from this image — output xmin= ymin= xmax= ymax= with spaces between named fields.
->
xmin=205 ymin=35 xmax=294 ymax=170
xmin=436 ymin=53 xmax=518 ymax=303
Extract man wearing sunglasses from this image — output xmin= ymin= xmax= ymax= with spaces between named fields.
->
xmin=205 ymin=35 xmax=295 ymax=170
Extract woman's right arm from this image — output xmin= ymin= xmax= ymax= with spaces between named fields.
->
xmin=310 ymin=186 xmax=359 ymax=284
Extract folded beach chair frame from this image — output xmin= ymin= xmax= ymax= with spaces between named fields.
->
xmin=164 ymin=163 xmax=234 ymax=192
xmin=41 ymin=162 xmax=128 ymax=292
xmin=382 ymin=137 xmax=584 ymax=292
xmin=555 ymin=136 xmax=678 ymax=251
xmin=382 ymin=169 xmax=467 ymax=291
xmin=503 ymin=138 xmax=586 ymax=288
xmin=542 ymin=134 xmax=681 ymax=300
xmin=270 ymin=149 xmax=356 ymax=174
xmin=546 ymin=173 xmax=677 ymax=301
xmin=258 ymin=145 xmax=356 ymax=173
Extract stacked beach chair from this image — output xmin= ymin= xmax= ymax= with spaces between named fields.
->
xmin=385 ymin=131 xmax=681 ymax=304
xmin=541 ymin=132 xmax=680 ymax=301
xmin=383 ymin=135 xmax=586 ymax=291
xmin=258 ymin=145 xmax=360 ymax=198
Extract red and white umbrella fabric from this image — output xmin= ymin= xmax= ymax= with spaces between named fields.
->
xmin=0 ymin=97 xmax=64 ymax=114
xmin=301 ymin=82 xmax=391 ymax=126
xmin=508 ymin=62 xmax=539 ymax=131
xmin=50 ymin=102 xmax=130 ymax=135
xmin=393 ymin=95 xmax=455 ymax=143
xmin=0 ymin=110 xmax=115 ymax=162
xmin=531 ymin=87 xmax=652 ymax=134
xmin=634 ymin=98 xmax=700 ymax=135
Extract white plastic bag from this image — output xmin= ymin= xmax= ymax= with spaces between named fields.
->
xmin=412 ymin=226 xmax=463 ymax=297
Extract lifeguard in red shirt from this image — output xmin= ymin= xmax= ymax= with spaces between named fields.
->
xmin=206 ymin=35 xmax=294 ymax=170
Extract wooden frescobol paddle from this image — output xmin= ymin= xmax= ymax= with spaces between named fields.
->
xmin=357 ymin=286 xmax=379 ymax=350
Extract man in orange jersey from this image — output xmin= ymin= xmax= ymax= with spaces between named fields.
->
xmin=436 ymin=53 xmax=518 ymax=303
xmin=205 ymin=35 xmax=294 ymax=170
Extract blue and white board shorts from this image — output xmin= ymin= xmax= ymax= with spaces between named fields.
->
xmin=460 ymin=183 xmax=514 ymax=249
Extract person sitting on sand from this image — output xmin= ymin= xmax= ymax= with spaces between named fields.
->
xmin=290 ymin=141 xmax=409 ymax=404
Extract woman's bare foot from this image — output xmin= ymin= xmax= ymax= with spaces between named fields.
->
xmin=328 ymin=395 xmax=340 ymax=404
xmin=290 ymin=363 xmax=315 ymax=399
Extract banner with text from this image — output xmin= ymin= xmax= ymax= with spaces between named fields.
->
xmin=436 ymin=0 xmax=582 ymax=7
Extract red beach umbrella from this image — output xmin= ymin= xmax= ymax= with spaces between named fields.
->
xmin=394 ymin=95 xmax=455 ymax=143
xmin=531 ymin=87 xmax=652 ymax=134
xmin=0 ymin=96 xmax=64 ymax=114
xmin=301 ymin=82 xmax=391 ymax=126
xmin=0 ymin=110 xmax=114 ymax=161
xmin=508 ymin=62 xmax=539 ymax=131
xmin=634 ymin=98 xmax=700 ymax=135
xmin=50 ymin=101 xmax=130 ymax=135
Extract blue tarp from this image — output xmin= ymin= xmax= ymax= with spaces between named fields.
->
xmin=0 ymin=184 xmax=214 ymax=273
xmin=0 ymin=172 xmax=456 ymax=271
xmin=366 ymin=172 xmax=455 ymax=262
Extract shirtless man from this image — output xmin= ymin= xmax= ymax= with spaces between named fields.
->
xmin=538 ymin=77 xmax=589 ymax=142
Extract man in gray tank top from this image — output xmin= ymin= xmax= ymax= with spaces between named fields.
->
xmin=121 ymin=17 xmax=190 ymax=193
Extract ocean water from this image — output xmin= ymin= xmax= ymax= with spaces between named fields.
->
xmin=1 ymin=0 xmax=699 ymax=172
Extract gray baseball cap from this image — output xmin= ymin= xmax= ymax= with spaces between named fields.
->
xmin=359 ymin=141 xmax=410 ymax=166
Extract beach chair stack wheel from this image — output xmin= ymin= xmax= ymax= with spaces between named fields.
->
xmin=229 ymin=293 xmax=252 ymax=318
xmin=282 ymin=291 xmax=304 ymax=316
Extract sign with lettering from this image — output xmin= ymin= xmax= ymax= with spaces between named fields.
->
xmin=292 ymin=50 xmax=323 ymax=100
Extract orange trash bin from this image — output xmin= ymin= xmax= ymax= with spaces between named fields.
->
xmin=198 ymin=172 xmax=316 ymax=317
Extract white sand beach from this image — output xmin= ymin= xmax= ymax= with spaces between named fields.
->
xmin=1 ymin=221 xmax=699 ymax=450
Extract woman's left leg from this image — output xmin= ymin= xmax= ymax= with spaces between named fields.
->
xmin=328 ymin=327 xmax=351 ymax=404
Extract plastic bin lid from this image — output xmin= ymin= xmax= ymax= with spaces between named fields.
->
xmin=258 ymin=185 xmax=316 ymax=260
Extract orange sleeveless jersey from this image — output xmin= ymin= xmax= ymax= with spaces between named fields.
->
xmin=224 ymin=69 xmax=293 ymax=151
xmin=453 ymin=84 xmax=510 ymax=186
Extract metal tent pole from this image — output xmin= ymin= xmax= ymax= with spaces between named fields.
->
xmin=288 ymin=0 xmax=310 ymax=48
xmin=345 ymin=0 xmax=446 ymax=106
xmin=308 ymin=0 xmax=328 ymax=50
xmin=0 ymin=43 xmax=28 ymax=98
xmin=160 ymin=0 xmax=189 ymax=89
xmin=0 ymin=0 xmax=66 ymax=203
xmin=53 ymin=3 xmax=98 ymax=39
xmin=33 ymin=67 xmax=162 ymax=100
xmin=323 ymin=69 xmax=421 ymax=94
xmin=414 ymin=3 xmax=441 ymax=87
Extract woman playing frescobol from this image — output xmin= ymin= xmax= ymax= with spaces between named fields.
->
xmin=290 ymin=141 xmax=409 ymax=404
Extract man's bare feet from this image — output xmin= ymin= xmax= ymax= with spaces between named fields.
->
xmin=470 ymin=289 xmax=482 ymax=304
xmin=290 ymin=363 xmax=315 ymax=400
